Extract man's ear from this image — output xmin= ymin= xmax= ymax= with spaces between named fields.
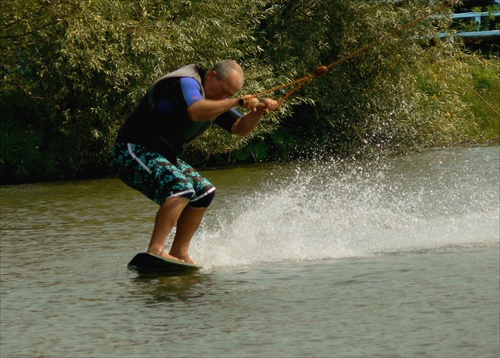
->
xmin=207 ymin=70 xmax=218 ymax=81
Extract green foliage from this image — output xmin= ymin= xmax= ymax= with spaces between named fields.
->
xmin=1 ymin=0 xmax=497 ymax=183
xmin=255 ymin=0 xmax=475 ymax=157
xmin=1 ymin=0 xmax=280 ymax=182
xmin=462 ymin=56 xmax=500 ymax=140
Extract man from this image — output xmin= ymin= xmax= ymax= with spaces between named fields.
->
xmin=111 ymin=59 xmax=279 ymax=264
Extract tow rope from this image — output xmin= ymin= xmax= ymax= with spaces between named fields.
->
xmin=247 ymin=0 xmax=458 ymax=106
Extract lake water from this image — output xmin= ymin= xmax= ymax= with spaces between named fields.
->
xmin=1 ymin=146 xmax=499 ymax=357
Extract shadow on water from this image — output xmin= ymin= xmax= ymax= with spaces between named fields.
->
xmin=128 ymin=271 xmax=212 ymax=303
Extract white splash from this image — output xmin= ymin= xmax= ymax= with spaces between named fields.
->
xmin=193 ymin=148 xmax=500 ymax=268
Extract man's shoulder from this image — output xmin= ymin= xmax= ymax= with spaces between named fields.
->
xmin=163 ymin=64 xmax=200 ymax=79
xmin=153 ymin=64 xmax=202 ymax=90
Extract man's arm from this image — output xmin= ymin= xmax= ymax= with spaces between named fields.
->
xmin=187 ymin=98 xmax=241 ymax=122
xmin=186 ymin=95 xmax=263 ymax=122
xmin=230 ymin=98 xmax=280 ymax=136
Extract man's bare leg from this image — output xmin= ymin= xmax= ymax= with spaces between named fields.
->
xmin=169 ymin=206 xmax=207 ymax=263
xmin=147 ymin=196 xmax=189 ymax=260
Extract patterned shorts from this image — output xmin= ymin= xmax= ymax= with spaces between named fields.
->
xmin=111 ymin=142 xmax=216 ymax=207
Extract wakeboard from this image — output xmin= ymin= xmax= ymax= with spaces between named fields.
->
xmin=127 ymin=252 xmax=201 ymax=274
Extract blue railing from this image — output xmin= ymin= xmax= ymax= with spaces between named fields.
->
xmin=446 ymin=11 xmax=500 ymax=38
xmin=429 ymin=0 xmax=500 ymax=39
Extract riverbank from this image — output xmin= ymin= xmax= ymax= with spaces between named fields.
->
xmin=2 ymin=1 xmax=499 ymax=186
xmin=0 ymin=55 xmax=500 ymax=185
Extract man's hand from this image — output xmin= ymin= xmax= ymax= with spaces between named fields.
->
xmin=239 ymin=96 xmax=280 ymax=113
xmin=231 ymin=97 xmax=280 ymax=136
xmin=258 ymin=98 xmax=280 ymax=113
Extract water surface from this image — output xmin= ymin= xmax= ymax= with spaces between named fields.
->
xmin=1 ymin=146 xmax=498 ymax=357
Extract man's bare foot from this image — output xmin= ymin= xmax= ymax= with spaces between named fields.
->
xmin=148 ymin=249 xmax=198 ymax=264
xmin=179 ymin=256 xmax=197 ymax=264
xmin=148 ymin=249 xmax=184 ymax=262
xmin=168 ymin=251 xmax=197 ymax=264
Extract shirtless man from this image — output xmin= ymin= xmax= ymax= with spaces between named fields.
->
xmin=111 ymin=60 xmax=279 ymax=263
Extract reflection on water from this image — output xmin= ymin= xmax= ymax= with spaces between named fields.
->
xmin=1 ymin=146 xmax=499 ymax=357
xmin=130 ymin=273 xmax=209 ymax=303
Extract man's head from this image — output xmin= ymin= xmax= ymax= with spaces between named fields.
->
xmin=204 ymin=59 xmax=244 ymax=100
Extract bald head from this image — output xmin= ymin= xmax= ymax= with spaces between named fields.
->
xmin=210 ymin=60 xmax=244 ymax=88
xmin=204 ymin=59 xmax=244 ymax=100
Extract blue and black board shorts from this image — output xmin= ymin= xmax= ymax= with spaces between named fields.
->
xmin=111 ymin=142 xmax=215 ymax=208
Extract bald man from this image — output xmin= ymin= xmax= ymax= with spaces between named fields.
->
xmin=112 ymin=60 xmax=279 ymax=263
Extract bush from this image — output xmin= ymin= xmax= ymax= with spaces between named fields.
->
xmin=1 ymin=0 xmax=284 ymax=182
xmin=1 ymin=0 xmax=496 ymax=183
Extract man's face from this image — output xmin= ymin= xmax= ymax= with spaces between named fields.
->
xmin=204 ymin=70 xmax=243 ymax=100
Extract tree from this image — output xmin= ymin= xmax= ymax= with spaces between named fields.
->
xmin=0 ymin=0 xmax=282 ymax=182
xmin=2 ymin=0 xmax=493 ymax=183
xmin=256 ymin=0 xmax=477 ymax=158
